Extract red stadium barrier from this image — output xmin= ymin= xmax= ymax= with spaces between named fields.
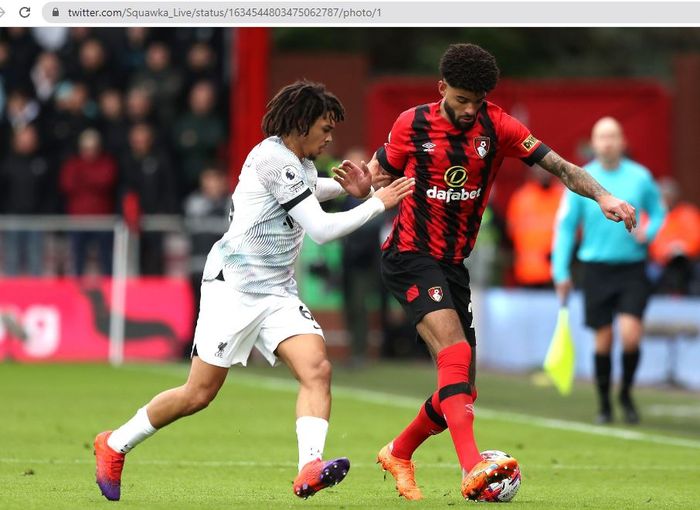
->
xmin=0 ymin=278 xmax=193 ymax=362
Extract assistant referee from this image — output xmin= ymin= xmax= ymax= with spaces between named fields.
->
xmin=552 ymin=116 xmax=666 ymax=425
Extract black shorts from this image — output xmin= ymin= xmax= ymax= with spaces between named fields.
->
xmin=582 ymin=261 xmax=651 ymax=329
xmin=380 ymin=248 xmax=476 ymax=347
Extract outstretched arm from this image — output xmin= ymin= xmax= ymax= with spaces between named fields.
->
xmin=538 ymin=150 xmax=637 ymax=231
xmin=289 ymin=177 xmax=414 ymax=244
xmin=539 ymin=150 xmax=607 ymax=200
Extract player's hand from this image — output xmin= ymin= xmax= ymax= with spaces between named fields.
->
xmin=374 ymin=177 xmax=415 ymax=209
xmin=597 ymin=194 xmax=637 ymax=232
xmin=332 ymin=159 xmax=372 ymax=198
xmin=368 ymin=155 xmax=396 ymax=189
xmin=555 ymin=279 xmax=573 ymax=306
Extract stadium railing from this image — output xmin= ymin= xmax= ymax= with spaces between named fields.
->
xmin=0 ymin=214 xmax=228 ymax=365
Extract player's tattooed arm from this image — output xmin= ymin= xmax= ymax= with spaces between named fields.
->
xmin=538 ymin=150 xmax=608 ymax=200
xmin=538 ymin=149 xmax=637 ymax=231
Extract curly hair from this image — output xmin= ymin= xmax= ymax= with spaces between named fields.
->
xmin=262 ymin=80 xmax=345 ymax=137
xmin=439 ymin=43 xmax=500 ymax=94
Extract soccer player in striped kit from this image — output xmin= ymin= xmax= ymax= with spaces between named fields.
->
xmin=361 ymin=44 xmax=637 ymax=501
xmin=93 ymin=81 xmax=414 ymax=502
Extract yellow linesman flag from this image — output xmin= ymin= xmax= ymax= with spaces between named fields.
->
xmin=544 ymin=307 xmax=576 ymax=395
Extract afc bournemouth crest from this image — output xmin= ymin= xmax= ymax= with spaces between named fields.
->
xmin=474 ymin=136 xmax=491 ymax=159
xmin=428 ymin=286 xmax=444 ymax=302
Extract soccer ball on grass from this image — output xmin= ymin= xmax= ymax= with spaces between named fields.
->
xmin=477 ymin=450 xmax=521 ymax=502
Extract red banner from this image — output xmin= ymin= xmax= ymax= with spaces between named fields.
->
xmin=0 ymin=278 xmax=193 ymax=362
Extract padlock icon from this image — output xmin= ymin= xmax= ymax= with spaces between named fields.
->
xmin=52 ymin=7 xmax=59 ymax=16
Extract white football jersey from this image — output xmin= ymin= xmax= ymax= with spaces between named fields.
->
xmin=202 ymin=136 xmax=317 ymax=296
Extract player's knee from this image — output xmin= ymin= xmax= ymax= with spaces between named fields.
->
xmin=317 ymin=358 xmax=332 ymax=382
xmin=302 ymin=357 xmax=332 ymax=386
xmin=185 ymin=386 xmax=218 ymax=413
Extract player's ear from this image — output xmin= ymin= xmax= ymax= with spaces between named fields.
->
xmin=438 ymin=80 xmax=447 ymax=97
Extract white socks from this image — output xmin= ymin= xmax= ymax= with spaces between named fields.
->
xmin=296 ymin=416 xmax=329 ymax=472
xmin=106 ymin=409 xmax=327 ymax=467
xmin=107 ymin=406 xmax=157 ymax=454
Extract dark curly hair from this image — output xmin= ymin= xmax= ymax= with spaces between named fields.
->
xmin=262 ymin=80 xmax=345 ymax=137
xmin=439 ymin=43 xmax=500 ymax=94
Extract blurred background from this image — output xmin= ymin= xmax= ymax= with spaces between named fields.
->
xmin=1 ymin=27 xmax=699 ymax=391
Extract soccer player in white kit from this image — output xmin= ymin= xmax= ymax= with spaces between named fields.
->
xmin=94 ymin=81 xmax=415 ymax=501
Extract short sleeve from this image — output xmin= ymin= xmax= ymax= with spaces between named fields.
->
xmin=375 ymin=109 xmax=413 ymax=177
xmin=256 ymin=155 xmax=312 ymax=211
xmin=499 ymin=112 xmax=551 ymax=166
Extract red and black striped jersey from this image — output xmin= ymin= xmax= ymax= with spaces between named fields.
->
xmin=377 ymin=100 xmax=550 ymax=264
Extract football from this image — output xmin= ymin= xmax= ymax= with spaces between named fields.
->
xmin=477 ymin=450 xmax=522 ymax=502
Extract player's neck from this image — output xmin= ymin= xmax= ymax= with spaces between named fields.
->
xmin=439 ymin=99 xmax=449 ymax=122
xmin=281 ymin=135 xmax=305 ymax=161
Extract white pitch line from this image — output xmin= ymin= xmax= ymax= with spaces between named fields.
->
xmin=647 ymin=404 xmax=700 ymax=418
xmin=3 ymin=457 xmax=700 ymax=471
xmin=123 ymin=365 xmax=700 ymax=451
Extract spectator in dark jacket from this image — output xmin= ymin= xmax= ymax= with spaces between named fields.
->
xmin=130 ymin=42 xmax=182 ymax=126
xmin=74 ymin=38 xmax=122 ymax=97
xmin=45 ymin=81 xmax=95 ymax=164
xmin=0 ymin=124 xmax=54 ymax=275
xmin=121 ymin=123 xmax=178 ymax=275
xmin=97 ymin=88 xmax=129 ymax=157
xmin=0 ymin=28 xmax=40 ymax=92
xmin=181 ymin=42 xmax=219 ymax=104
xmin=172 ymin=80 xmax=225 ymax=198
xmin=60 ymin=128 xmax=118 ymax=275
xmin=120 ymin=28 xmax=151 ymax=73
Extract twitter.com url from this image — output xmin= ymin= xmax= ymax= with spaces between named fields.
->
xmin=58 ymin=5 xmax=383 ymax=22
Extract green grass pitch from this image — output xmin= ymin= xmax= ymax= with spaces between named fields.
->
xmin=1 ymin=361 xmax=699 ymax=509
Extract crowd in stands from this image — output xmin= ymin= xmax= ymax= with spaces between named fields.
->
xmin=0 ymin=27 xmax=227 ymax=275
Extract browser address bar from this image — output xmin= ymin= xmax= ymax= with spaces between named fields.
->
xmin=43 ymin=2 xmax=384 ymax=23
xmin=40 ymin=2 xmax=700 ymax=25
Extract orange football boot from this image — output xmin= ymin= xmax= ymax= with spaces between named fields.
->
xmin=376 ymin=444 xmax=423 ymax=501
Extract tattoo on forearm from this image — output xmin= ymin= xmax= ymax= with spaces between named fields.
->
xmin=539 ymin=151 xmax=608 ymax=200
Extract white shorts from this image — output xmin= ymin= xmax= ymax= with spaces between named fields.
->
xmin=192 ymin=279 xmax=324 ymax=368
